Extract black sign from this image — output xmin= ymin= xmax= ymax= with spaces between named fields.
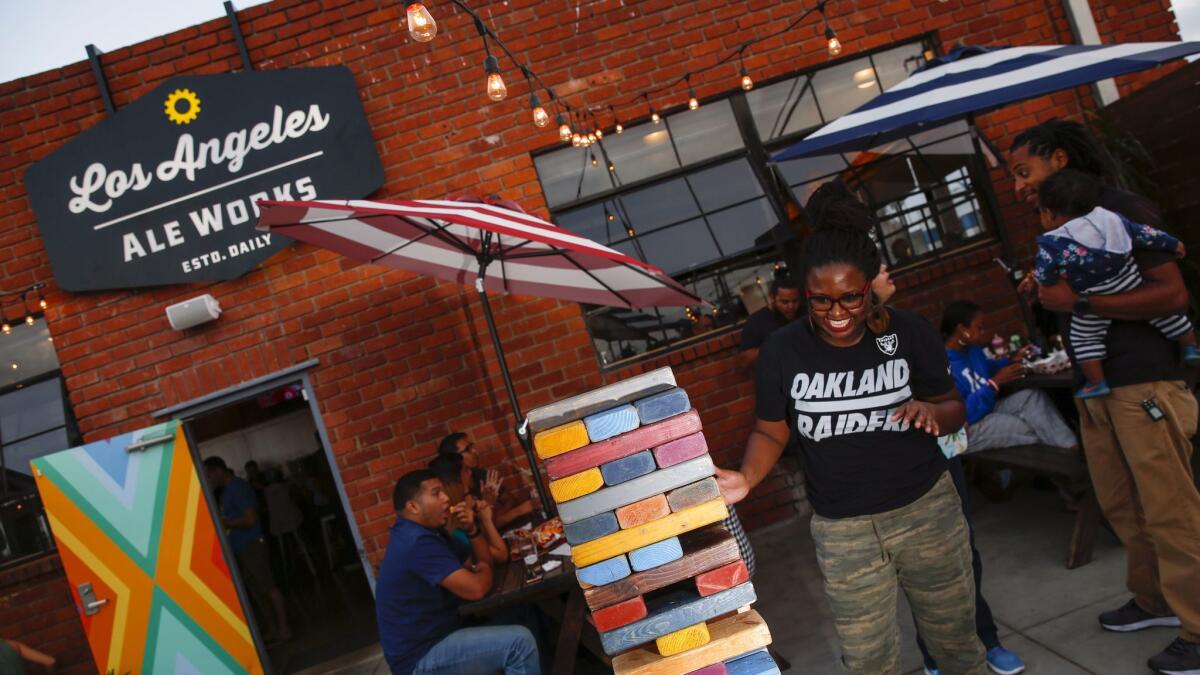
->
xmin=25 ymin=67 xmax=383 ymax=291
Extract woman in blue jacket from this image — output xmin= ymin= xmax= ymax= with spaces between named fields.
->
xmin=941 ymin=300 xmax=1076 ymax=451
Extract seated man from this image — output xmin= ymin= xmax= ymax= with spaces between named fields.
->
xmin=438 ymin=432 xmax=536 ymax=527
xmin=428 ymin=453 xmax=508 ymax=563
xmin=376 ymin=469 xmax=538 ymax=675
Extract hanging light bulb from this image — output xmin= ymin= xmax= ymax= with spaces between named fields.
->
xmin=607 ymin=162 xmax=615 ymax=172
xmin=590 ymin=153 xmax=599 ymax=167
xmin=688 ymin=87 xmax=699 ymax=110
xmin=24 ymin=314 xmax=34 ymax=327
xmin=741 ymin=67 xmax=754 ymax=91
xmin=651 ymin=109 xmax=660 ymax=124
xmin=483 ymin=55 xmax=506 ymax=101
xmin=36 ymin=287 xmax=46 ymax=310
xmin=1 ymin=309 xmax=9 ymax=336
xmin=615 ymin=121 xmax=623 ymax=133
xmin=825 ymin=26 xmax=842 ymax=57
xmin=587 ymin=133 xmax=597 ymax=144
xmin=607 ymin=211 xmax=616 ymax=222
xmin=557 ymin=114 xmax=571 ymax=142
xmin=594 ymin=128 xmax=603 ymax=140
xmin=530 ymin=93 xmax=550 ymax=127
xmin=406 ymin=3 xmax=437 ymax=42
xmin=625 ymin=226 xmax=636 ymax=238
xmin=571 ymin=134 xmax=582 ymax=147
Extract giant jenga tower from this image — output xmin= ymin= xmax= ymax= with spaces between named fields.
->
xmin=526 ymin=367 xmax=778 ymax=675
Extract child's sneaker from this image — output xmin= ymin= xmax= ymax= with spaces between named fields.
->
xmin=1076 ymin=380 xmax=1111 ymax=399
xmin=1183 ymin=345 xmax=1200 ymax=367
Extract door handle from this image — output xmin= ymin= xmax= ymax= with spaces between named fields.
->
xmin=77 ymin=582 xmax=108 ymax=616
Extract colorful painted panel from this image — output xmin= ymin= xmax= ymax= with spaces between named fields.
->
xmin=32 ymin=421 xmax=264 ymax=675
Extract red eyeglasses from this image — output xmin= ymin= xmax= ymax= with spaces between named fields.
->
xmin=806 ymin=283 xmax=871 ymax=312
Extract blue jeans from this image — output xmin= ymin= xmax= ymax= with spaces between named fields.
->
xmin=413 ymin=625 xmax=539 ymax=674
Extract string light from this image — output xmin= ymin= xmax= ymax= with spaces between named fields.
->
xmin=590 ymin=152 xmax=599 ymax=167
xmin=24 ymin=314 xmax=34 ymax=327
xmin=0 ymin=308 xmax=9 ymax=336
xmin=825 ymin=26 xmax=842 ymax=56
xmin=615 ymin=120 xmax=624 ymax=133
xmin=625 ymin=226 xmax=636 ymax=238
xmin=594 ymin=128 xmax=603 ymax=140
xmin=530 ymin=93 xmax=550 ymax=127
xmin=607 ymin=211 xmax=616 ymax=222
xmin=739 ymin=48 xmax=753 ymax=90
xmin=607 ymin=161 xmax=615 ymax=172
xmin=405 ymin=3 xmax=437 ymax=42
xmin=36 ymin=287 xmax=46 ymax=310
xmin=483 ymin=55 xmax=507 ymax=101
xmin=687 ymin=75 xmax=699 ymax=110
xmin=557 ymin=113 xmax=571 ymax=142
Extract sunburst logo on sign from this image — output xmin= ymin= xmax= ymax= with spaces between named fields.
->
xmin=163 ymin=88 xmax=201 ymax=124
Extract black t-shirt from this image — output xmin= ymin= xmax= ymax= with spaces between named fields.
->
xmin=1055 ymin=187 xmax=1182 ymax=388
xmin=741 ymin=307 xmax=792 ymax=351
xmin=755 ymin=309 xmax=955 ymax=519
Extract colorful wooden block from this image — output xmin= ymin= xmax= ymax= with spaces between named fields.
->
xmin=629 ymin=536 xmax=683 ymax=572
xmin=559 ymin=455 xmax=716 ymax=524
xmin=653 ymin=431 xmax=709 ymax=468
xmin=656 ymin=622 xmax=711 ymax=656
xmin=635 ymin=387 xmax=691 ymax=425
xmin=725 ymin=649 xmax=779 ymax=675
xmin=599 ymin=582 xmax=756 ymax=655
xmin=533 ymin=420 xmax=590 ymax=459
xmin=667 ymin=477 xmax=722 ymax=512
xmin=684 ymin=664 xmax=728 ymax=675
xmin=526 ymin=367 xmax=677 ymax=433
xmin=549 ymin=467 xmax=604 ymax=503
xmin=565 ymin=511 xmax=620 ymax=545
xmin=584 ymin=404 xmax=641 ymax=443
xmin=611 ymin=610 xmax=772 ymax=675
xmin=615 ymin=494 xmax=670 ymax=529
xmin=592 ymin=595 xmax=648 ymax=632
xmin=577 ymin=554 xmax=632 ymax=587
xmin=585 ymin=524 xmax=742 ymax=611
xmin=544 ymin=410 xmax=702 ymax=480
xmin=572 ymin=498 xmax=728 ymax=567
xmin=696 ymin=560 xmax=751 ymax=597
xmin=602 ymin=451 xmax=657 ymax=486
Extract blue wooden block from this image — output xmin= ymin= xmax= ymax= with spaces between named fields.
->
xmin=634 ymin=388 xmax=691 ymax=425
xmin=565 ymin=511 xmax=620 ymax=545
xmin=725 ymin=649 xmax=780 ymax=675
xmin=600 ymin=450 xmax=657 ymax=486
xmin=599 ymin=582 xmax=757 ymax=655
xmin=584 ymin=404 xmax=641 ymax=443
xmin=628 ymin=536 xmax=683 ymax=572
xmin=577 ymin=554 xmax=631 ymax=587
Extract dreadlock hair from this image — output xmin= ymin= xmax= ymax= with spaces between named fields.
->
xmin=1010 ymin=118 xmax=1111 ymax=179
xmin=803 ymin=182 xmax=889 ymax=332
xmin=1038 ymin=169 xmax=1101 ymax=220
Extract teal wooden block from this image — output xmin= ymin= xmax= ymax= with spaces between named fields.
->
xmin=635 ymin=388 xmax=691 ymax=425
xmin=725 ymin=649 xmax=779 ymax=675
xmin=577 ymin=554 xmax=631 ymax=587
xmin=564 ymin=511 xmax=619 ymax=545
xmin=600 ymin=450 xmax=657 ymax=486
xmin=584 ymin=404 xmax=641 ymax=443
xmin=628 ymin=536 xmax=683 ymax=572
xmin=598 ymin=582 xmax=757 ymax=655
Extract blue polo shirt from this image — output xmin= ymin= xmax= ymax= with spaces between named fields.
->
xmin=376 ymin=517 xmax=465 ymax=674
xmin=219 ymin=477 xmax=262 ymax=554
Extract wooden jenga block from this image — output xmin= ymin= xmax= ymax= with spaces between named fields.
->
xmin=526 ymin=367 xmax=676 ymax=433
xmin=599 ymin=583 xmax=756 ymax=655
xmin=724 ymin=648 xmax=779 ymax=675
xmin=656 ymin=622 xmax=711 ymax=656
xmin=584 ymin=404 xmax=641 ymax=442
xmin=585 ymin=524 xmax=742 ymax=611
xmin=565 ymin=510 xmax=619 ymax=545
xmin=635 ymin=387 xmax=690 ymax=425
xmin=533 ymin=420 xmax=590 ymax=459
xmin=572 ymin=498 xmax=728 ymax=568
xmin=667 ymin=477 xmax=722 ymax=512
xmin=684 ymin=664 xmax=728 ymax=675
xmin=592 ymin=595 xmax=648 ymax=632
xmin=602 ymin=450 xmax=658 ymax=486
xmin=696 ymin=560 xmax=750 ymax=597
xmin=577 ymin=554 xmax=631 ymax=587
xmin=653 ymin=431 xmax=710 ymax=468
xmin=629 ymin=536 xmax=683 ymax=572
xmin=549 ymin=467 xmax=603 ymax=503
xmin=615 ymin=494 xmax=670 ymax=529
xmin=559 ymin=456 xmax=715 ymax=524
xmin=612 ymin=610 xmax=772 ymax=675
xmin=545 ymin=411 xmax=702 ymax=480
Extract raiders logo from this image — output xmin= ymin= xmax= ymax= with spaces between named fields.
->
xmin=876 ymin=333 xmax=898 ymax=355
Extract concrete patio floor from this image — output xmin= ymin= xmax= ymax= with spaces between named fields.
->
xmin=306 ymin=482 xmax=1170 ymax=675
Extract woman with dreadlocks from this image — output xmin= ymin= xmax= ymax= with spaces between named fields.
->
xmin=716 ymin=182 xmax=986 ymax=674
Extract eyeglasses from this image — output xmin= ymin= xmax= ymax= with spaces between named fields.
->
xmin=458 ymin=442 xmax=475 ymax=454
xmin=806 ymin=283 xmax=871 ymax=312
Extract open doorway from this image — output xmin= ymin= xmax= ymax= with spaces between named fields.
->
xmin=183 ymin=379 xmax=377 ymax=674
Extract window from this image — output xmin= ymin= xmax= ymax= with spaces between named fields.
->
xmin=534 ymin=37 xmax=992 ymax=367
xmin=0 ymin=317 xmax=77 ymax=568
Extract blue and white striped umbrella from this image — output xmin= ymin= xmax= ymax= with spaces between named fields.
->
xmin=772 ymin=43 xmax=1200 ymax=161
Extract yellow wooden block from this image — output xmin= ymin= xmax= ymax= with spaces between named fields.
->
xmin=533 ymin=420 xmax=590 ymax=459
xmin=549 ymin=468 xmax=604 ymax=503
xmin=656 ymin=622 xmax=710 ymax=656
xmin=571 ymin=498 xmax=728 ymax=568
xmin=612 ymin=610 xmax=772 ymax=675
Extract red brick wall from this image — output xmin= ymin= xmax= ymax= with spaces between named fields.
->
xmin=0 ymin=2 xmax=1183 ymax=657
xmin=0 ymin=556 xmax=93 ymax=674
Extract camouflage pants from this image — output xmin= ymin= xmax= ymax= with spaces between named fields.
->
xmin=811 ymin=472 xmax=986 ymax=675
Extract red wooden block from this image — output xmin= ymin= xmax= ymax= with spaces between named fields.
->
xmin=592 ymin=595 xmax=649 ymax=632
xmin=545 ymin=410 xmax=702 ymax=480
xmin=616 ymin=494 xmax=671 ymax=529
xmin=695 ymin=560 xmax=750 ymax=597
xmin=685 ymin=663 xmax=729 ymax=675
xmin=653 ymin=432 xmax=709 ymax=468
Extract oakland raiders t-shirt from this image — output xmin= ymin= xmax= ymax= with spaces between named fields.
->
xmin=755 ymin=308 xmax=955 ymax=519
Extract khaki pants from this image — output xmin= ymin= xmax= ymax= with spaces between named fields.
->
xmin=811 ymin=473 xmax=986 ymax=675
xmin=1077 ymin=380 xmax=1200 ymax=641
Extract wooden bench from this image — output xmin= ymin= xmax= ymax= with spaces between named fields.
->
xmin=965 ymin=444 xmax=1102 ymax=569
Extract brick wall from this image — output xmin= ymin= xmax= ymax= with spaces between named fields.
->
xmin=0 ymin=556 xmax=92 ymax=673
xmin=0 ymin=0 xmax=1182 ymax=663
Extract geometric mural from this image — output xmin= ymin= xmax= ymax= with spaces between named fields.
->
xmin=32 ymin=421 xmax=264 ymax=674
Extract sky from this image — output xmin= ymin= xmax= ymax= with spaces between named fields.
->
xmin=1 ymin=0 xmax=1198 ymax=84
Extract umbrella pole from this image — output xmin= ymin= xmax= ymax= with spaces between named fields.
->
xmin=474 ymin=277 xmax=556 ymax=517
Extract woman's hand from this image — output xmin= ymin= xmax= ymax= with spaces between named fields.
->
xmin=715 ymin=467 xmax=751 ymax=505
xmin=991 ymin=362 xmax=1026 ymax=386
xmin=872 ymin=263 xmax=896 ymax=304
xmin=893 ymin=401 xmax=941 ymax=435
xmin=481 ymin=469 xmax=501 ymax=505
xmin=1012 ymin=345 xmax=1036 ymax=363
xmin=476 ymin=499 xmax=495 ymax=526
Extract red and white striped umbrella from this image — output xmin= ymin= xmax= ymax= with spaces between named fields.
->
xmin=255 ymin=197 xmax=701 ymax=309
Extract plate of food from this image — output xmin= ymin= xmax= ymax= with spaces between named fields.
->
xmin=1028 ymin=350 xmax=1071 ymax=375
xmin=532 ymin=517 xmax=564 ymax=551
